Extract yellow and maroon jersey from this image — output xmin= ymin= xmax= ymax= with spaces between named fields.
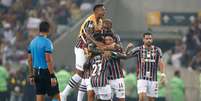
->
xmin=75 ymin=14 xmax=102 ymax=49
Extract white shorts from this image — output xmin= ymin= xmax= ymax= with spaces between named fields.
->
xmin=137 ymin=79 xmax=158 ymax=98
xmin=74 ymin=47 xmax=87 ymax=71
xmin=85 ymin=78 xmax=93 ymax=91
xmin=93 ymin=85 xmax=112 ymax=100
xmin=109 ymin=78 xmax=125 ymax=98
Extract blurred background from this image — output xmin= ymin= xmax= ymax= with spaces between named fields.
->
xmin=0 ymin=0 xmax=200 ymax=101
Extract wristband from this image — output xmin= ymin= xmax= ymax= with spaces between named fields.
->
xmin=161 ymin=73 xmax=166 ymax=77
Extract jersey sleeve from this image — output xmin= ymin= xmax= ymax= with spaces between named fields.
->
xmin=157 ymin=47 xmax=163 ymax=58
xmin=83 ymin=20 xmax=95 ymax=34
xmin=45 ymin=39 xmax=54 ymax=53
xmin=128 ymin=46 xmax=140 ymax=57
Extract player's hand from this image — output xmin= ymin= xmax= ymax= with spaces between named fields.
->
xmin=28 ymin=75 xmax=35 ymax=85
xmin=102 ymin=51 xmax=112 ymax=60
xmin=51 ymin=78 xmax=57 ymax=86
xmin=126 ymin=43 xmax=134 ymax=49
xmin=160 ymin=73 xmax=166 ymax=85
xmin=96 ymin=42 xmax=105 ymax=48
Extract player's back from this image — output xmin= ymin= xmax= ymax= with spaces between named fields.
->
xmin=90 ymin=54 xmax=109 ymax=87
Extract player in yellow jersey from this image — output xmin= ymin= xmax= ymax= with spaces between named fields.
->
xmin=61 ymin=4 xmax=106 ymax=101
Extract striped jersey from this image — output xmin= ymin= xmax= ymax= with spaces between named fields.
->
xmin=107 ymin=54 xmax=124 ymax=80
xmin=75 ymin=14 xmax=102 ymax=49
xmin=90 ymin=55 xmax=109 ymax=87
xmin=129 ymin=45 xmax=162 ymax=81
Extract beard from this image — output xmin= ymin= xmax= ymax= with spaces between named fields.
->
xmin=146 ymin=41 xmax=152 ymax=47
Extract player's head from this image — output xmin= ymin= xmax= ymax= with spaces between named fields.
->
xmin=143 ymin=32 xmax=153 ymax=47
xmin=102 ymin=18 xmax=112 ymax=30
xmin=93 ymin=32 xmax=104 ymax=42
xmin=93 ymin=4 xmax=105 ymax=18
xmin=39 ymin=21 xmax=50 ymax=35
xmin=104 ymin=33 xmax=114 ymax=45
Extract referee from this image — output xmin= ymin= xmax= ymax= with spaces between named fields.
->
xmin=27 ymin=21 xmax=60 ymax=101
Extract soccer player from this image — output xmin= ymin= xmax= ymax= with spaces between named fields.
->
xmin=126 ymin=32 xmax=166 ymax=101
xmin=87 ymin=33 xmax=123 ymax=101
xmin=27 ymin=21 xmax=60 ymax=101
xmin=61 ymin=4 xmax=106 ymax=101
xmin=84 ymin=32 xmax=105 ymax=101
xmin=89 ymin=47 xmax=112 ymax=101
xmin=101 ymin=19 xmax=125 ymax=101
xmin=104 ymin=33 xmax=125 ymax=101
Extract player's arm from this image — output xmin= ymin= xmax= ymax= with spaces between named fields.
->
xmin=83 ymin=21 xmax=98 ymax=43
xmin=111 ymin=51 xmax=128 ymax=59
xmin=83 ymin=21 xmax=104 ymax=46
xmin=125 ymin=43 xmax=134 ymax=54
xmin=88 ymin=43 xmax=102 ymax=55
xmin=158 ymin=48 xmax=166 ymax=83
xmin=159 ymin=58 xmax=165 ymax=74
xmin=100 ymin=43 xmax=122 ymax=52
xmin=158 ymin=48 xmax=165 ymax=74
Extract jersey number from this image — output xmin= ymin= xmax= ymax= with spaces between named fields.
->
xmin=92 ymin=63 xmax=102 ymax=76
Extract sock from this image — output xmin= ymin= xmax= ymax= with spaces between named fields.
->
xmin=62 ymin=74 xmax=82 ymax=96
xmin=77 ymin=79 xmax=87 ymax=101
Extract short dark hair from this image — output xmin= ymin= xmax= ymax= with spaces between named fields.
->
xmin=93 ymin=4 xmax=104 ymax=11
xmin=143 ymin=32 xmax=152 ymax=37
xmin=39 ymin=21 xmax=50 ymax=32
xmin=104 ymin=33 xmax=114 ymax=39
xmin=93 ymin=32 xmax=104 ymax=42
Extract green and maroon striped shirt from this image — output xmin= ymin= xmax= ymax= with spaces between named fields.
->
xmin=90 ymin=55 xmax=110 ymax=87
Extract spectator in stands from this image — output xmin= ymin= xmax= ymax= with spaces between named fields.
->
xmin=184 ymin=20 xmax=201 ymax=61
xmin=0 ymin=61 xmax=10 ymax=101
xmin=169 ymin=70 xmax=185 ymax=101
xmin=188 ymin=51 xmax=201 ymax=71
xmin=171 ymin=40 xmax=185 ymax=68
xmin=124 ymin=73 xmax=137 ymax=98
xmin=2 ymin=22 xmax=15 ymax=45
xmin=56 ymin=66 xmax=71 ymax=91
xmin=9 ymin=69 xmax=26 ymax=101
xmin=80 ymin=1 xmax=93 ymax=14
xmin=70 ymin=2 xmax=81 ymax=24
xmin=55 ymin=0 xmax=71 ymax=34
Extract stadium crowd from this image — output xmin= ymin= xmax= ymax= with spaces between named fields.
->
xmin=0 ymin=0 xmax=96 ymax=101
xmin=169 ymin=17 xmax=201 ymax=71
xmin=0 ymin=0 xmax=196 ymax=101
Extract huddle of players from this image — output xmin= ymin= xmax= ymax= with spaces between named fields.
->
xmin=82 ymin=19 xmax=126 ymax=101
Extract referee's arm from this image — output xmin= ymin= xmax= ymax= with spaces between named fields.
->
xmin=45 ymin=40 xmax=55 ymax=75
xmin=46 ymin=53 xmax=54 ymax=74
